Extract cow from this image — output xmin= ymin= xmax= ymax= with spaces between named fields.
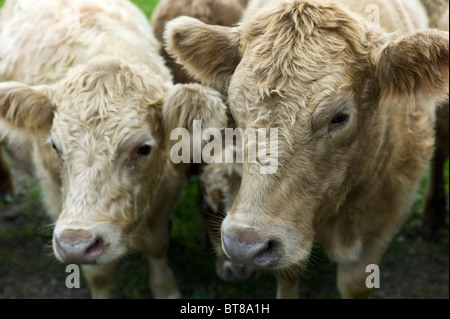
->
xmin=0 ymin=0 xmax=227 ymax=298
xmin=419 ymin=0 xmax=449 ymax=237
xmin=165 ymin=0 xmax=449 ymax=298
xmin=151 ymin=0 xmax=249 ymax=84
xmin=150 ymin=0 xmax=257 ymax=282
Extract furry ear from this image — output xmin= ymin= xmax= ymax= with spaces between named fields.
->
xmin=0 ymin=82 xmax=55 ymax=133
xmin=163 ymin=83 xmax=227 ymax=133
xmin=375 ymin=30 xmax=449 ymax=112
xmin=164 ymin=16 xmax=242 ymax=93
xmin=162 ymin=83 xmax=228 ymax=164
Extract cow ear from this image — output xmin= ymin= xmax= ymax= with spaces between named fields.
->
xmin=375 ymin=30 xmax=449 ymax=112
xmin=162 ymin=83 xmax=228 ymax=135
xmin=0 ymin=82 xmax=55 ymax=134
xmin=164 ymin=16 xmax=242 ymax=93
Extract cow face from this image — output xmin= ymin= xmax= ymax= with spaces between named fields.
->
xmin=0 ymin=56 xmax=227 ymax=264
xmin=165 ymin=0 xmax=449 ymax=271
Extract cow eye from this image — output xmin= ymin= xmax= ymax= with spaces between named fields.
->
xmin=51 ymin=141 xmax=60 ymax=155
xmin=136 ymin=144 xmax=152 ymax=156
xmin=328 ymin=112 xmax=350 ymax=132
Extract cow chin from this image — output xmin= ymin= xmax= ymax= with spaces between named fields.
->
xmin=53 ymin=222 xmax=127 ymax=265
xmin=221 ymin=214 xmax=313 ymax=270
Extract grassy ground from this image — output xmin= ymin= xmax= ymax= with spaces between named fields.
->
xmin=0 ymin=0 xmax=449 ymax=300
xmin=0 ymin=153 xmax=448 ymax=299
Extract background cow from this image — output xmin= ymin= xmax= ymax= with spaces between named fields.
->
xmin=0 ymin=0 xmax=227 ymax=298
xmin=150 ymin=0 xmax=258 ymax=282
xmin=165 ymin=0 xmax=449 ymax=298
xmin=151 ymin=0 xmax=249 ymax=84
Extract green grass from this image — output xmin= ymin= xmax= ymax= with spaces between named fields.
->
xmin=131 ymin=0 xmax=160 ymax=17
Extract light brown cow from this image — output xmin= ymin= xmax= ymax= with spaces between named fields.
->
xmin=150 ymin=0 xmax=257 ymax=282
xmin=165 ymin=0 xmax=449 ymax=298
xmin=0 ymin=0 xmax=227 ymax=298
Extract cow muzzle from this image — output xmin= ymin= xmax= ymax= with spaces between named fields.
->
xmin=216 ymin=258 xmax=258 ymax=282
xmin=54 ymin=229 xmax=109 ymax=264
xmin=221 ymin=225 xmax=282 ymax=268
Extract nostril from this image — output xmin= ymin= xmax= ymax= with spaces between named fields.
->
xmin=253 ymin=240 xmax=281 ymax=267
xmin=84 ymin=237 xmax=106 ymax=259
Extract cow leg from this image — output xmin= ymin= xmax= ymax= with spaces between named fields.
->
xmin=81 ymin=263 xmax=116 ymax=299
xmin=275 ymin=272 xmax=300 ymax=299
xmin=336 ymin=239 xmax=389 ymax=298
xmin=139 ymin=212 xmax=182 ymax=299
xmin=336 ymin=259 xmax=373 ymax=299
xmin=141 ymin=217 xmax=180 ymax=299
xmin=0 ymin=148 xmax=14 ymax=196
xmin=143 ymin=176 xmax=182 ymax=298
xmin=142 ymin=220 xmax=181 ymax=299
xmin=148 ymin=256 xmax=181 ymax=299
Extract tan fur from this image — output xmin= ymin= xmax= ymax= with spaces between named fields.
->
xmin=0 ymin=83 xmax=55 ymax=131
xmin=0 ymin=0 xmax=227 ymax=299
xmin=151 ymin=0 xmax=248 ymax=83
xmin=376 ymin=30 xmax=449 ymax=111
xmin=166 ymin=0 xmax=449 ymax=298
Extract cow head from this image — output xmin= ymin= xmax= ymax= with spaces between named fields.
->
xmin=0 ymin=55 xmax=227 ymax=264
xmin=165 ymin=0 xmax=449 ymax=271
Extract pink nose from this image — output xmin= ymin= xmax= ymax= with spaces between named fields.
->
xmin=54 ymin=229 xmax=107 ymax=264
xmin=222 ymin=227 xmax=281 ymax=268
